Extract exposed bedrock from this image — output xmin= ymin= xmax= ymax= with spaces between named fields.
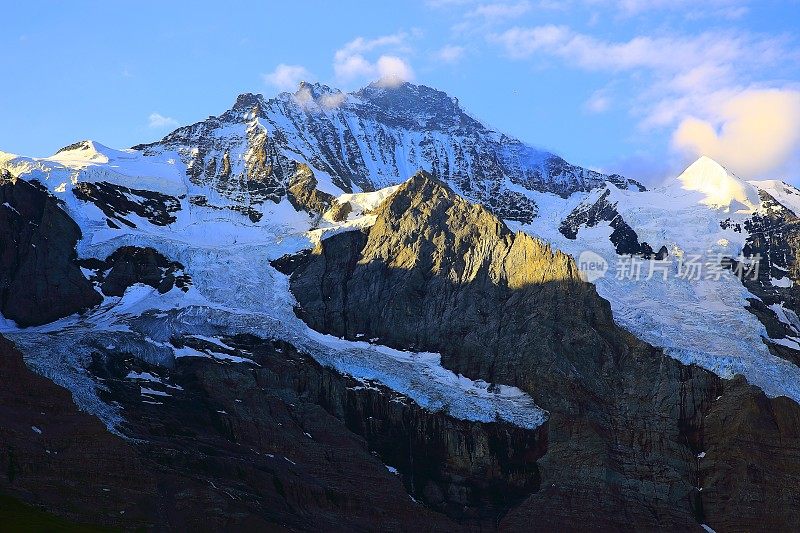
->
xmin=79 ymin=245 xmax=192 ymax=297
xmin=72 ymin=180 xmax=181 ymax=228
xmin=559 ymin=188 xmax=667 ymax=258
xmin=281 ymin=171 xmax=800 ymax=530
xmin=80 ymin=332 xmax=546 ymax=529
xmin=0 ymin=172 xmax=101 ymax=326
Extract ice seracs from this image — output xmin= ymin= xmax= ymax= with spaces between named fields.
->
xmin=676 ymin=155 xmax=761 ymax=212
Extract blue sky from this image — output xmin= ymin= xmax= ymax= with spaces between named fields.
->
xmin=1 ymin=0 xmax=798 ymax=184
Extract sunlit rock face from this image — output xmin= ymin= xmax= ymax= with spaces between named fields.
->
xmin=279 ymin=171 xmax=800 ymax=530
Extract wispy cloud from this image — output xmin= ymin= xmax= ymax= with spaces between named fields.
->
xmin=148 ymin=113 xmax=178 ymax=129
xmin=489 ymin=23 xmax=799 ymax=177
xmin=333 ymin=32 xmax=415 ymax=87
xmin=584 ymin=90 xmax=610 ymax=113
xmin=435 ymin=44 xmax=466 ymax=63
xmin=450 ymin=1 xmax=535 ymax=35
xmin=466 ymin=1 xmax=531 ymax=21
xmin=590 ymin=0 xmax=750 ymax=19
xmin=262 ymin=64 xmax=312 ymax=91
xmin=489 ymin=25 xmax=782 ymax=73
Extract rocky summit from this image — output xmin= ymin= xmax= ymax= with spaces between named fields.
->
xmin=1 ymin=82 xmax=800 ymax=532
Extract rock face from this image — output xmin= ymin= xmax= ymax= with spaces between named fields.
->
xmin=79 ymin=246 xmax=192 ymax=297
xmin=699 ymin=376 xmax=800 ymax=531
xmin=0 ymin=334 xmax=158 ymax=528
xmin=719 ymin=190 xmax=800 ymax=365
xmin=2 ymin=320 xmax=545 ymax=530
xmin=560 ymin=187 xmax=666 ymax=258
xmin=135 ymin=82 xmax=644 ymax=224
xmin=282 ymin=171 xmax=800 ymax=530
xmin=72 ymin=180 xmax=181 ymax=228
xmin=0 ymin=172 xmax=101 ymax=326
xmin=285 ymin=163 xmax=335 ymax=217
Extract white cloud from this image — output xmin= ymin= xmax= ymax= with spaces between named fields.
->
xmin=597 ymin=0 xmax=749 ymax=19
xmin=532 ymin=0 xmax=750 ymax=19
xmin=320 ymin=92 xmax=347 ymax=109
xmin=435 ymin=44 xmax=466 ymax=63
xmin=334 ymin=54 xmax=375 ymax=80
xmin=376 ymin=56 xmax=415 ymax=86
xmin=148 ymin=113 xmax=178 ymax=129
xmin=335 ymin=33 xmax=409 ymax=61
xmin=262 ymin=64 xmax=312 ymax=91
xmin=489 ymin=23 xmax=800 ymax=178
xmin=450 ymin=1 xmax=535 ymax=35
xmin=427 ymin=0 xmax=791 ymax=178
xmin=334 ymin=33 xmax=415 ymax=86
xmin=489 ymin=26 xmax=780 ymax=73
xmin=672 ymin=89 xmax=800 ymax=179
xmin=292 ymin=85 xmax=348 ymax=111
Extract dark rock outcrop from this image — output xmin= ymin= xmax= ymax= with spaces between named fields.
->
xmin=3 ymin=317 xmax=538 ymax=530
xmin=82 ymin=329 xmax=546 ymax=529
xmin=280 ymin=171 xmax=800 ymax=530
xmin=79 ymin=246 xmax=191 ymax=297
xmin=286 ymin=163 xmax=335 ymax=217
xmin=722 ymin=190 xmax=800 ymax=366
xmin=72 ymin=180 xmax=181 ymax=228
xmin=0 ymin=172 xmax=101 ymax=326
xmin=698 ymin=375 xmax=800 ymax=531
xmin=0 ymin=335 xmax=158 ymax=528
xmin=560 ymin=188 xmax=666 ymax=258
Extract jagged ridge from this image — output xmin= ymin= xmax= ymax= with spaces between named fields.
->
xmin=134 ymin=82 xmax=644 ymax=224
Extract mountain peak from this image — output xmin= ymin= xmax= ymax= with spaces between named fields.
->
xmin=353 ymin=82 xmax=480 ymax=131
xmin=676 ymin=155 xmax=760 ymax=211
xmin=295 ymin=81 xmax=339 ymax=98
xmin=50 ymin=140 xmax=110 ymax=163
xmin=292 ymin=81 xmax=347 ymax=109
xmin=54 ymin=139 xmax=96 ymax=155
xmin=356 ymin=81 xmax=459 ymax=107
xmin=229 ymin=92 xmax=267 ymax=117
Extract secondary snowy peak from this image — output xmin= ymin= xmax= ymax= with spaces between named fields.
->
xmin=676 ymin=155 xmax=761 ymax=211
xmin=48 ymin=140 xmax=112 ymax=166
xmin=135 ymin=81 xmax=644 ymax=224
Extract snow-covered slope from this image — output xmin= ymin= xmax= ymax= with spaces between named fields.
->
xmin=519 ymin=156 xmax=800 ymax=404
xmin=0 ymin=153 xmax=547 ymax=430
xmin=3 ymin=140 xmax=189 ymax=197
xmin=750 ymin=179 xmax=800 ymax=216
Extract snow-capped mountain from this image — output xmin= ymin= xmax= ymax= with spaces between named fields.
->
xmin=133 ymin=81 xmax=643 ymax=223
xmin=2 ymin=82 xmax=800 ymax=530
xmin=2 ymin=82 xmax=799 ymax=415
